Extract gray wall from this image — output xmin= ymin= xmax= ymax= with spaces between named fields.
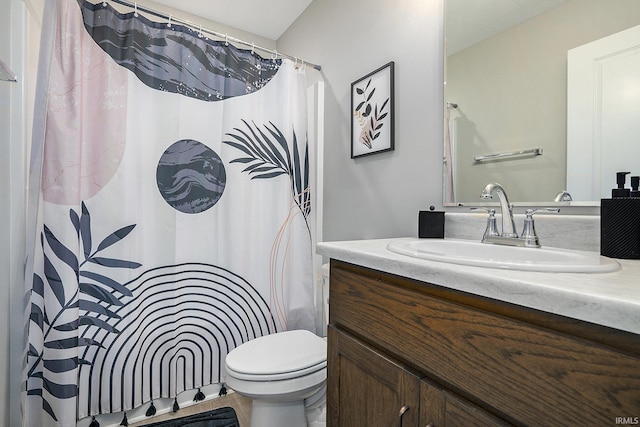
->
xmin=278 ymin=0 xmax=445 ymax=242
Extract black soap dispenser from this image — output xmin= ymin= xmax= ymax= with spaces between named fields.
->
xmin=601 ymin=171 xmax=640 ymax=259
xmin=631 ymin=176 xmax=640 ymax=198
xmin=612 ymin=171 xmax=631 ymax=197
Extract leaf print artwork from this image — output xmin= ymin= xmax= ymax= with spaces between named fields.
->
xmin=354 ymin=79 xmax=389 ymax=149
xmin=351 ymin=62 xmax=394 ymax=158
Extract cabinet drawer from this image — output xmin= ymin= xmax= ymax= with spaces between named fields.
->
xmin=329 ymin=260 xmax=640 ymax=426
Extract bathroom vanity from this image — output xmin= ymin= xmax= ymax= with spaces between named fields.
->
xmin=317 ymin=238 xmax=640 ymax=426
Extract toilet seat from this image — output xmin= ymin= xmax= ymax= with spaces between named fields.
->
xmin=225 ymin=330 xmax=327 ymax=381
xmin=226 ymin=360 xmax=327 ymax=381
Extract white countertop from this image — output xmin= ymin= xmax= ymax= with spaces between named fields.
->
xmin=317 ymin=238 xmax=640 ymax=335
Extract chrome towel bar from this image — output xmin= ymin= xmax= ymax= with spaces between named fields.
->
xmin=474 ymin=147 xmax=542 ymax=162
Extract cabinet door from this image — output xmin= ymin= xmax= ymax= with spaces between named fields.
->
xmin=328 ymin=326 xmax=420 ymax=427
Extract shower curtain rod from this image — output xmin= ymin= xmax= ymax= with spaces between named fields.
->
xmin=103 ymin=0 xmax=322 ymax=71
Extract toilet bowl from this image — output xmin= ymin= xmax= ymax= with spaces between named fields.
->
xmin=224 ymin=329 xmax=327 ymax=427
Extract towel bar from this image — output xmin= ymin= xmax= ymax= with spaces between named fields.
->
xmin=474 ymin=147 xmax=542 ymax=162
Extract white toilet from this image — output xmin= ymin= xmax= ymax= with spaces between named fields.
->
xmin=224 ymin=329 xmax=327 ymax=427
xmin=224 ymin=265 xmax=330 ymax=426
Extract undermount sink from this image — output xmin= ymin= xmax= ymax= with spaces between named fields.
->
xmin=386 ymin=238 xmax=620 ymax=273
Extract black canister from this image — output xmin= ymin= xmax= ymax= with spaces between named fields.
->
xmin=418 ymin=206 xmax=445 ymax=238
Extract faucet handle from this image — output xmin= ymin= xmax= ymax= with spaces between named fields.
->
xmin=471 ymin=207 xmax=500 ymax=214
xmin=525 ymin=208 xmax=561 ymax=216
xmin=471 ymin=207 xmax=499 ymax=242
xmin=521 ymin=208 xmax=560 ymax=247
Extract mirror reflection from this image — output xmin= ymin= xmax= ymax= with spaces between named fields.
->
xmin=444 ymin=0 xmax=640 ymax=206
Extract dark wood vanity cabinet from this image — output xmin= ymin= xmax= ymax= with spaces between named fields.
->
xmin=326 ymin=260 xmax=640 ymax=426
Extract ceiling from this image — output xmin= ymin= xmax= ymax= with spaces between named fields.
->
xmin=146 ymin=0 xmax=568 ymax=52
xmin=150 ymin=0 xmax=313 ymax=40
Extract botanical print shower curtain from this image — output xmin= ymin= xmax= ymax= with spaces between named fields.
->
xmin=25 ymin=0 xmax=314 ymax=425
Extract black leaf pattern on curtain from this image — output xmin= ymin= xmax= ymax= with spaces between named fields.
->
xmin=27 ymin=202 xmax=140 ymax=422
xmin=223 ymin=120 xmax=311 ymax=224
xmin=77 ymin=0 xmax=281 ymax=102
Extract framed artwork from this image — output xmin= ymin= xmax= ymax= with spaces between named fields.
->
xmin=351 ymin=61 xmax=394 ymax=158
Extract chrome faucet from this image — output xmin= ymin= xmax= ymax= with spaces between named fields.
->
xmin=478 ymin=183 xmax=559 ymax=247
xmin=480 ymin=183 xmax=518 ymax=238
xmin=554 ymin=190 xmax=573 ymax=202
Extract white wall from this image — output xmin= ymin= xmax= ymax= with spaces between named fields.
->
xmin=1 ymin=0 xmax=26 ymax=425
xmin=0 ymin=0 xmax=13 ymax=423
xmin=278 ymin=0 xmax=445 ymax=242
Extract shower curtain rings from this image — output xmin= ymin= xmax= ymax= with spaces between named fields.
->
xmin=225 ymin=34 xmax=229 ymax=46
xmin=90 ymin=0 xmax=321 ymax=71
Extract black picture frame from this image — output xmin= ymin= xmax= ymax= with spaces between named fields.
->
xmin=351 ymin=61 xmax=395 ymax=158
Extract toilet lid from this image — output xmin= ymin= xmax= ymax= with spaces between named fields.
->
xmin=225 ymin=330 xmax=326 ymax=377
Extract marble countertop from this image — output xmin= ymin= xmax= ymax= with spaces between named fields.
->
xmin=316 ymin=238 xmax=640 ymax=335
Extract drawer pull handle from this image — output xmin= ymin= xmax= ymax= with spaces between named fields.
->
xmin=398 ymin=405 xmax=409 ymax=427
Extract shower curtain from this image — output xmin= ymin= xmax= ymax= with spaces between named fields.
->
xmin=24 ymin=1 xmax=315 ymax=425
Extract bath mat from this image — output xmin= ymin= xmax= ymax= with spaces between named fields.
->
xmin=143 ymin=406 xmax=239 ymax=427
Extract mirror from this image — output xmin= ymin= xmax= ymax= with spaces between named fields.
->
xmin=444 ymin=0 xmax=640 ymax=206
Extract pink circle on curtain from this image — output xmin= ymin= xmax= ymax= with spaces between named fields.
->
xmin=41 ymin=4 xmax=128 ymax=205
